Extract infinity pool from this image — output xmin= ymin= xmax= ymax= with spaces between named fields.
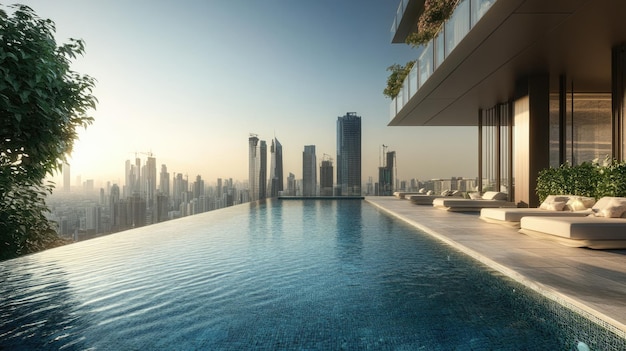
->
xmin=0 ymin=199 xmax=621 ymax=350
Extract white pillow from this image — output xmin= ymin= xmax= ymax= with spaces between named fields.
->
xmin=540 ymin=196 xmax=569 ymax=210
xmin=597 ymin=199 xmax=626 ymax=218
xmin=483 ymin=191 xmax=508 ymax=201
xmin=469 ymin=192 xmax=482 ymax=199
xmin=565 ymin=198 xmax=587 ymax=212
xmin=580 ymin=196 xmax=596 ymax=208
xmin=426 ymin=190 xmax=433 ymax=195
xmin=544 ymin=201 xmax=566 ymax=211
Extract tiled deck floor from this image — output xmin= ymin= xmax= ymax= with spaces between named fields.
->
xmin=365 ymin=196 xmax=626 ymax=338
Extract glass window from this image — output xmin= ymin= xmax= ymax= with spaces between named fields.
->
xmin=471 ymin=0 xmax=496 ymax=27
xmin=419 ymin=43 xmax=433 ymax=87
xmin=445 ymin=0 xmax=470 ymax=56
xmin=566 ymin=93 xmax=612 ymax=165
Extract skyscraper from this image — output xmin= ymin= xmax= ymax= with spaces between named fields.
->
xmin=337 ymin=112 xmax=361 ymax=196
xmin=269 ymin=137 xmax=284 ymax=197
xmin=248 ymin=135 xmax=259 ymax=201
xmin=378 ymin=150 xmax=395 ymax=196
xmin=259 ymin=140 xmax=267 ymax=200
xmin=287 ymin=172 xmax=296 ymax=196
xmin=159 ymin=164 xmax=170 ymax=197
xmin=145 ymin=156 xmax=157 ymax=204
xmin=302 ymin=145 xmax=317 ymax=196
xmin=320 ymin=159 xmax=333 ymax=196
xmin=109 ymin=184 xmax=120 ymax=231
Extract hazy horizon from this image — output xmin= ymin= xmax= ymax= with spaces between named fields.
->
xmin=17 ymin=0 xmax=478 ymax=188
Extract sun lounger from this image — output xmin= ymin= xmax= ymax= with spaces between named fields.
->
xmin=479 ymin=195 xmax=594 ymax=227
xmin=433 ymin=191 xmax=515 ymax=212
xmin=518 ymin=197 xmax=626 ymax=249
xmin=393 ymin=191 xmax=422 ymax=199
xmin=408 ymin=194 xmax=445 ymax=205
xmin=408 ymin=190 xmax=462 ymax=205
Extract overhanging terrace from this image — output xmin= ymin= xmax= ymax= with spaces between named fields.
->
xmin=389 ymin=0 xmax=626 ymax=127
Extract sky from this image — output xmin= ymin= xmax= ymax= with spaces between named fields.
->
xmin=14 ymin=0 xmax=477 ymax=188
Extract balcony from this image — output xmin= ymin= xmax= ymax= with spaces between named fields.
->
xmin=389 ymin=0 xmax=626 ymax=127
xmin=390 ymin=0 xmax=497 ymax=125
xmin=390 ymin=0 xmax=425 ymax=43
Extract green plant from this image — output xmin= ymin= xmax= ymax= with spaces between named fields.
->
xmin=536 ymin=158 xmax=626 ymax=201
xmin=406 ymin=0 xmax=459 ymax=47
xmin=596 ymin=159 xmax=626 ymax=197
xmin=383 ymin=60 xmax=415 ymax=99
xmin=1 ymin=4 xmax=96 ymax=259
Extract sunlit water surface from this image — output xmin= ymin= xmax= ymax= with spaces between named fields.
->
xmin=0 ymin=200 xmax=619 ymax=350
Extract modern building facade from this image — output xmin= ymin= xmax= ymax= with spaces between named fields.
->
xmin=248 ymin=134 xmax=267 ymax=201
xmin=337 ymin=112 xmax=362 ymax=196
xmin=248 ymin=135 xmax=259 ymax=201
xmin=320 ymin=159 xmax=334 ymax=196
xmin=259 ymin=140 xmax=267 ymax=200
xmin=269 ymin=137 xmax=284 ymax=197
xmin=302 ymin=145 xmax=317 ymax=196
xmin=389 ymin=0 xmax=626 ymax=206
xmin=378 ymin=150 xmax=395 ymax=196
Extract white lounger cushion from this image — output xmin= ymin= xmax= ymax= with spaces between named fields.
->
xmin=516 ymin=197 xmax=626 ymax=248
xmin=408 ymin=194 xmax=445 ymax=205
xmin=519 ymin=216 xmax=626 ymax=248
xmin=480 ymin=208 xmax=592 ymax=226
xmin=433 ymin=198 xmax=516 ymax=211
xmin=479 ymin=194 xmax=595 ymax=226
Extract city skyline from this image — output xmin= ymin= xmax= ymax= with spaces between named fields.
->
xmin=17 ymin=0 xmax=479 ymax=187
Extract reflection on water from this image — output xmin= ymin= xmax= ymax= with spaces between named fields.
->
xmin=0 ymin=199 xmax=622 ymax=350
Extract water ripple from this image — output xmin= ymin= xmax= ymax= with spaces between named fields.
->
xmin=0 ymin=200 xmax=620 ymax=350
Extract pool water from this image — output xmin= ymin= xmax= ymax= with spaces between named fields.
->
xmin=0 ymin=199 xmax=622 ymax=350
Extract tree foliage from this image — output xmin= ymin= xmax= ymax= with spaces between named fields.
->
xmin=0 ymin=4 xmax=97 ymax=260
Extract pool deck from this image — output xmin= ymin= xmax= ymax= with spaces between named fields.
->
xmin=365 ymin=196 xmax=626 ymax=339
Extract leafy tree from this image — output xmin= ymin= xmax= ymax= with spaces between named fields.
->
xmin=0 ymin=4 xmax=97 ymax=260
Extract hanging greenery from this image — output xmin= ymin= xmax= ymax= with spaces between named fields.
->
xmin=383 ymin=60 xmax=415 ymax=99
xmin=406 ymin=0 xmax=459 ymax=47
xmin=385 ymin=0 xmax=458 ymax=98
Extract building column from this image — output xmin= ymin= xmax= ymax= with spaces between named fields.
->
xmin=612 ymin=44 xmax=626 ymax=161
xmin=513 ymin=75 xmax=550 ymax=207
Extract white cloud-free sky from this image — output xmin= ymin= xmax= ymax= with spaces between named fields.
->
xmin=15 ymin=0 xmax=477 ymax=188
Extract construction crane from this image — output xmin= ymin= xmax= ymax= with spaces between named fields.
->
xmin=129 ymin=151 xmax=155 ymax=159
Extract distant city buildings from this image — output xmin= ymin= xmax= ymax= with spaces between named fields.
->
xmin=286 ymin=172 xmax=296 ymax=196
xmin=378 ymin=149 xmax=395 ymax=196
xmin=337 ymin=112 xmax=361 ymax=196
xmin=248 ymin=134 xmax=269 ymax=201
xmin=269 ymin=137 xmax=283 ymax=197
xmin=302 ymin=145 xmax=317 ymax=196
xmin=319 ymin=157 xmax=333 ymax=196
xmin=259 ymin=140 xmax=267 ymax=200
xmin=248 ymin=134 xmax=260 ymax=201
xmin=47 ymin=112 xmax=481 ymax=242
